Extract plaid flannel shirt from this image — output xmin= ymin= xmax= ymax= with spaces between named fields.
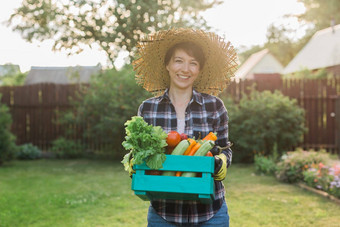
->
xmin=138 ymin=89 xmax=232 ymax=225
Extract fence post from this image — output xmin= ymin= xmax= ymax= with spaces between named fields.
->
xmin=336 ymin=97 xmax=340 ymax=157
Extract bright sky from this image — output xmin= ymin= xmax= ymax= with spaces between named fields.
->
xmin=0 ymin=0 xmax=305 ymax=72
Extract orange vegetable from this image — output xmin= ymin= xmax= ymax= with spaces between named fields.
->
xmin=183 ymin=138 xmax=197 ymax=155
xmin=174 ymin=139 xmax=198 ymax=176
xmin=187 ymin=141 xmax=202 ymax=156
xmin=202 ymin=132 xmax=217 ymax=141
xmin=206 ymin=151 xmax=213 ymax=157
xmin=186 ymin=132 xmax=216 ymax=156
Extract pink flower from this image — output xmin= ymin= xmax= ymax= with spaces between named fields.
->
xmin=319 ymin=163 xmax=325 ymax=169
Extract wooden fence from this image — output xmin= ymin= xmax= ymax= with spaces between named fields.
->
xmin=224 ymin=75 xmax=340 ymax=155
xmin=0 ymin=84 xmax=82 ymax=150
xmin=0 ymin=76 xmax=340 ymax=155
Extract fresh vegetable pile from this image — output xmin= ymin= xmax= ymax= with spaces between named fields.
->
xmin=163 ymin=130 xmax=217 ymax=177
xmin=121 ymin=116 xmax=168 ymax=173
xmin=121 ymin=116 xmax=216 ymax=177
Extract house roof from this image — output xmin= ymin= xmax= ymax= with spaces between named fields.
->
xmin=283 ymin=24 xmax=340 ymax=74
xmin=234 ymin=49 xmax=283 ymax=80
xmin=24 ymin=66 xmax=101 ymax=85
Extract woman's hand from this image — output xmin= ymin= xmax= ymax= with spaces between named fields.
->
xmin=213 ymin=153 xmax=227 ymax=181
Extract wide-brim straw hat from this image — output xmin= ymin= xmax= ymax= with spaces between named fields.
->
xmin=132 ymin=28 xmax=239 ymax=96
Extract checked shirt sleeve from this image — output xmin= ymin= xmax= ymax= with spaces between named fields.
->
xmin=211 ymin=98 xmax=232 ymax=168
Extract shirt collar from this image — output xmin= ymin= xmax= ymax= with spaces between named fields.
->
xmin=192 ymin=88 xmax=203 ymax=105
xmin=158 ymin=88 xmax=171 ymax=103
xmin=158 ymin=88 xmax=203 ymax=105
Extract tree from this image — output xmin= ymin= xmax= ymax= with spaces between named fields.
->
xmin=0 ymin=64 xmax=26 ymax=86
xmin=297 ymin=0 xmax=340 ymax=31
xmin=264 ymin=23 xmax=305 ymax=66
xmin=238 ymin=0 xmax=339 ymax=67
xmin=1 ymin=72 xmax=27 ymax=86
xmin=236 ymin=45 xmax=263 ymax=65
xmin=7 ymin=0 xmax=221 ymax=67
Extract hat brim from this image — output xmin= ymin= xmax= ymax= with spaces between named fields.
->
xmin=133 ymin=28 xmax=238 ymax=96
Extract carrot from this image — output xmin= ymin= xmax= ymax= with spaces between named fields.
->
xmin=202 ymin=132 xmax=217 ymax=141
xmin=177 ymin=133 xmax=217 ymax=176
xmin=173 ymin=139 xmax=197 ymax=176
xmin=206 ymin=151 xmax=213 ymax=157
xmin=186 ymin=132 xmax=217 ymax=156
xmin=187 ymin=141 xmax=202 ymax=156
xmin=183 ymin=138 xmax=197 ymax=155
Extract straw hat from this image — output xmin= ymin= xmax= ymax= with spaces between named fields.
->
xmin=132 ymin=28 xmax=238 ymax=96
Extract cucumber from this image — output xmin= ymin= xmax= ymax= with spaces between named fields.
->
xmin=181 ymin=140 xmax=215 ymax=178
xmin=194 ymin=140 xmax=215 ymax=156
xmin=162 ymin=140 xmax=190 ymax=176
xmin=171 ymin=140 xmax=190 ymax=155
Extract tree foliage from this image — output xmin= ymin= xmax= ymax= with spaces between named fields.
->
xmin=236 ymin=45 xmax=263 ymax=65
xmin=0 ymin=72 xmax=27 ymax=86
xmin=297 ymin=0 xmax=340 ymax=31
xmin=264 ymin=24 xmax=310 ymax=67
xmin=0 ymin=64 xmax=26 ymax=86
xmin=238 ymin=0 xmax=339 ymax=67
xmin=7 ymin=0 xmax=221 ymax=66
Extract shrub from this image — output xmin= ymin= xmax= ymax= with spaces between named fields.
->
xmin=221 ymin=90 xmax=307 ymax=163
xmin=58 ymin=65 xmax=151 ymax=156
xmin=51 ymin=137 xmax=83 ymax=159
xmin=275 ymin=149 xmax=330 ymax=183
xmin=254 ymin=155 xmax=277 ymax=175
xmin=17 ymin=143 xmax=41 ymax=160
xmin=0 ymin=95 xmax=17 ymax=165
xmin=283 ymin=68 xmax=333 ymax=79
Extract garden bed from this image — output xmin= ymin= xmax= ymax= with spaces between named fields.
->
xmin=297 ymin=183 xmax=340 ymax=205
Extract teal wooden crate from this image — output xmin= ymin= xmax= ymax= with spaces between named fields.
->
xmin=131 ymin=155 xmax=215 ymax=204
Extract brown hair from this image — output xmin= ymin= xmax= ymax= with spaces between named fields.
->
xmin=164 ymin=42 xmax=205 ymax=69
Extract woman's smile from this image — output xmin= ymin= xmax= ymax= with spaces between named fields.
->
xmin=177 ymin=74 xmax=190 ymax=79
xmin=166 ymin=49 xmax=200 ymax=90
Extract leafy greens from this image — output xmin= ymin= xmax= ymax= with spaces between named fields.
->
xmin=121 ymin=116 xmax=167 ymax=172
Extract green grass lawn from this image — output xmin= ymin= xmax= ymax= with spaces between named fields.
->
xmin=0 ymin=160 xmax=339 ymax=227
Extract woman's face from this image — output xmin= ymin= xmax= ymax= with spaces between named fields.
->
xmin=166 ymin=49 xmax=200 ymax=91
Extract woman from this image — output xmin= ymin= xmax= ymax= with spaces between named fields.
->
xmin=133 ymin=28 xmax=238 ymax=226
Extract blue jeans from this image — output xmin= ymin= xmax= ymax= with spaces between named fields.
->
xmin=147 ymin=202 xmax=229 ymax=227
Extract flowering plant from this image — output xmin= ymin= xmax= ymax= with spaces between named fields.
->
xmin=303 ymin=163 xmax=340 ymax=198
xmin=275 ymin=149 xmax=329 ymax=183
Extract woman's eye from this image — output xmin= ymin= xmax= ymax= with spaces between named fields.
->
xmin=191 ymin=62 xmax=198 ymax=66
xmin=175 ymin=59 xmax=183 ymax=63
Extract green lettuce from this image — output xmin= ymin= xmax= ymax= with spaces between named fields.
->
xmin=121 ymin=116 xmax=167 ymax=172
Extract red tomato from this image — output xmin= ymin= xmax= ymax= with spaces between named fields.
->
xmin=180 ymin=133 xmax=188 ymax=140
xmin=206 ymin=151 xmax=213 ymax=157
xmin=166 ymin=131 xmax=181 ymax=147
